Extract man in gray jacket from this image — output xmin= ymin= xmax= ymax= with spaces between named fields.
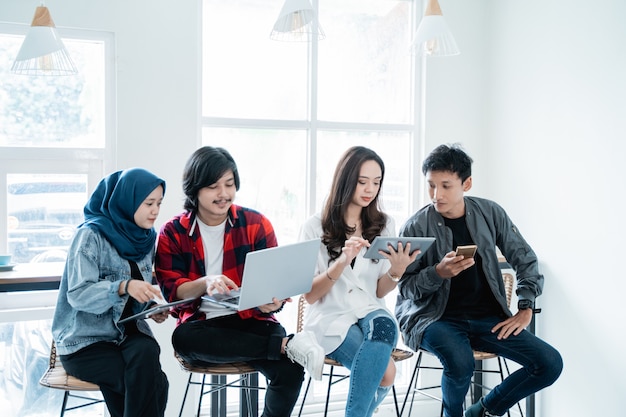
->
xmin=396 ymin=144 xmax=562 ymax=417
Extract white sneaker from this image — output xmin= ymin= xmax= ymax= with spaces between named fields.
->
xmin=285 ymin=331 xmax=325 ymax=381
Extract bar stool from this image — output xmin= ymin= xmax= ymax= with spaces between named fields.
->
xmin=399 ymin=273 xmax=525 ymax=417
xmin=174 ymin=351 xmax=265 ymax=417
xmin=39 ymin=341 xmax=105 ymax=417
xmin=295 ymin=295 xmax=414 ymax=417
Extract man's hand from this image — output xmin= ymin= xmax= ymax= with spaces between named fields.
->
xmin=257 ymin=297 xmax=291 ymax=314
xmin=148 ymin=310 xmax=169 ymax=324
xmin=435 ymin=251 xmax=476 ymax=279
xmin=205 ymin=274 xmax=239 ymax=296
xmin=491 ymin=309 xmax=533 ymax=339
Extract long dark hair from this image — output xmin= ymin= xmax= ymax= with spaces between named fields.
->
xmin=321 ymin=146 xmax=388 ymax=262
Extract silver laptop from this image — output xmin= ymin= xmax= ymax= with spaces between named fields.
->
xmin=202 ymin=238 xmax=320 ymax=311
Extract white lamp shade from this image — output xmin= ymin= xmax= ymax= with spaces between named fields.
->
xmin=14 ymin=26 xmax=67 ymax=60
xmin=270 ymin=0 xmax=325 ymax=42
xmin=411 ymin=15 xmax=460 ymax=57
xmin=11 ymin=6 xmax=77 ymax=75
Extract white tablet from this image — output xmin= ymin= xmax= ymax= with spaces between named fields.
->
xmin=363 ymin=236 xmax=436 ymax=260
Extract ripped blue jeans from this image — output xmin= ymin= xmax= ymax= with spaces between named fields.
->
xmin=327 ymin=309 xmax=398 ymax=417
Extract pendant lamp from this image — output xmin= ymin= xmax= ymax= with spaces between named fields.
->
xmin=410 ymin=0 xmax=459 ymax=57
xmin=270 ymin=0 xmax=325 ymax=42
xmin=11 ymin=5 xmax=78 ymax=75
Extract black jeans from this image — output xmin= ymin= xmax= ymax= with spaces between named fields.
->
xmin=61 ymin=333 xmax=169 ymax=417
xmin=173 ymin=315 xmax=304 ymax=417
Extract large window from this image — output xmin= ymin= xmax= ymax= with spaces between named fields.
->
xmin=0 ymin=24 xmax=113 ymax=417
xmin=203 ymin=1 xmax=423 ymax=411
xmin=202 ymin=0 xmax=420 ymax=242
xmin=0 ymin=25 xmax=114 ymax=263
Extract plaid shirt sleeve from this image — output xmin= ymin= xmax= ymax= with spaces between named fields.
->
xmin=155 ymin=212 xmax=206 ymax=324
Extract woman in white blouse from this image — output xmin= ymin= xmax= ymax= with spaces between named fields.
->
xmin=299 ymin=146 xmax=419 ymax=417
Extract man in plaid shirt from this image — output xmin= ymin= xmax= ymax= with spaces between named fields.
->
xmin=155 ymin=146 xmax=323 ymax=417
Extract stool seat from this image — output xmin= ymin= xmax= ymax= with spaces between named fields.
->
xmin=399 ymin=273 xmax=525 ymax=417
xmin=174 ymin=351 xmax=264 ymax=417
xmin=176 ymin=356 xmax=257 ymax=375
xmin=40 ymin=365 xmax=101 ymax=391
xmin=39 ymin=341 xmax=104 ymax=417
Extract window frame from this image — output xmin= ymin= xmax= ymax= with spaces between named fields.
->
xmin=201 ymin=1 xmax=429 ymax=410
xmin=201 ymin=0 xmax=427 ymax=220
xmin=0 ymin=24 xmax=116 ymax=254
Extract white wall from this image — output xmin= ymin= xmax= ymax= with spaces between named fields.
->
xmin=3 ymin=0 xmax=625 ymax=416
xmin=428 ymin=1 xmax=626 ymax=416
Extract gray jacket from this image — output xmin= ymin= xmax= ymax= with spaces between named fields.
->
xmin=395 ymin=196 xmax=543 ymax=350
xmin=52 ymin=226 xmax=155 ymax=355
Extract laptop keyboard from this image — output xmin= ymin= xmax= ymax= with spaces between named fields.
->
xmin=206 ymin=289 xmax=241 ymax=304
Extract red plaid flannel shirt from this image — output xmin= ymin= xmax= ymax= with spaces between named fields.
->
xmin=155 ymin=204 xmax=278 ymax=325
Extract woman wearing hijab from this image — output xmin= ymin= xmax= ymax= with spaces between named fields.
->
xmin=52 ymin=168 xmax=169 ymax=417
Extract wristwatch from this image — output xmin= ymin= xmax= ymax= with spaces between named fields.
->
xmin=517 ymin=299 xmax=534 ymax=310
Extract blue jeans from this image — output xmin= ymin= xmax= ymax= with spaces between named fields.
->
xmin=327 ymin=309 xmax=398 ymax=417
xmin=420 ymin=316 xmax=563 ymax=417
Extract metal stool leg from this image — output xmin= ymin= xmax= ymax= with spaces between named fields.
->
xmin=297 ymin=376 xmax=313 ymax=417
xmin=178 ymin=373 xmax=194 ymax=417
xmin=59 ymin=391 xmax=70 ymax=417
xmin=323 ymin=366 xmax=335 ymax=417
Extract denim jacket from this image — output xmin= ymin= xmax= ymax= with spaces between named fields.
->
xmin=52 ymin=226 xmax=156 ymax=355
xmin=395 ymin=196 xmax=544 ymax=350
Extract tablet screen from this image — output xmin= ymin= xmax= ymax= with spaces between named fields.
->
xmin=363 ymin=236 xmax=436 ymax=260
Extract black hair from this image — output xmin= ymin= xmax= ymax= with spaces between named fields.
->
xmin=422 ymin=143 xmax=473 ymax=182
xmin=182 ymin=146 xmax=240 ymax=212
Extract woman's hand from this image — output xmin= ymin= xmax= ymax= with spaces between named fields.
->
xmin=381 ymin=241 xmax=421 ymax=276
xmin=127 ymin=280 xmax=163 ymax=304
xmin=306 ymin=236 xmax=370 ymax=304
xmin=341 ymin=236 xmax=370 ymax=264
xmin=377 ymin=242 xmax=421 ymax=297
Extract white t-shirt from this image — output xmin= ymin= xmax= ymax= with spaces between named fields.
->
xmin=197 ymin=218 xmax=236 ymax=319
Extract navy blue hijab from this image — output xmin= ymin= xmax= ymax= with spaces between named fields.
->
xmin=82 ymin=168 xmax=166 ymax=261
